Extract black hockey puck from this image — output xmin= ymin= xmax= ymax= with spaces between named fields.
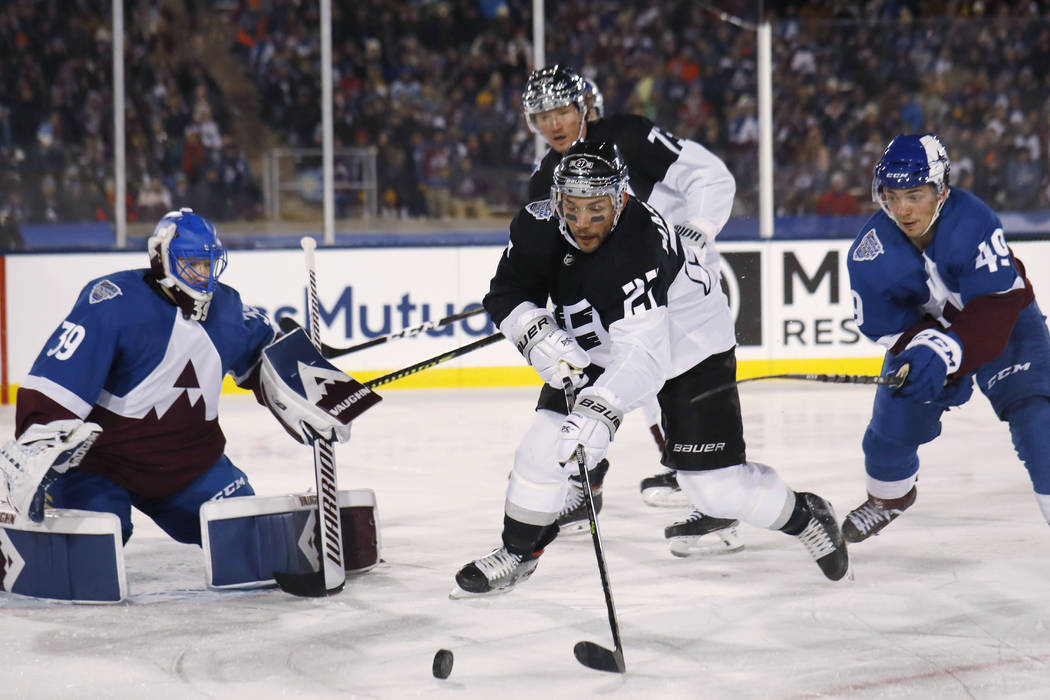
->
xmin=432 ymin=648 xmax=454 ymax=679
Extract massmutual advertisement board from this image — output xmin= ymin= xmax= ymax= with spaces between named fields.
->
xmin=5 ymin=239 xmax=1050 ymax=397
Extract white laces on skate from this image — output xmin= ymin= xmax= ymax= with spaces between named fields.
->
xmin=797 ymin=517 xmax=836 ymax=560
xmin=847 ymin=502 xmax=893 ymax=535
xmin=474 ymin=547 xmax=524 ymax=581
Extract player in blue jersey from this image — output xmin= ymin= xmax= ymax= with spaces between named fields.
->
xmin=0 ymin=208 xmax=355 ymax=547
xmin=843 ymin=134 xmax=1050 ymax=541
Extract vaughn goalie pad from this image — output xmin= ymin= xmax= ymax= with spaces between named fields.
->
xmin=200 ymin=490 xmax=380 ymax=589
xmin=261 ymin=328 xmax=382 ymax=444
xmin=0 ymin=508 xmax=126 ymax=603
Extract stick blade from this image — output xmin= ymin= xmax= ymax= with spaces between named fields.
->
xmin=573 ymin=641 xmax=625 ymax=673
xmin=273 ymin=570 xmax=345 ymax=598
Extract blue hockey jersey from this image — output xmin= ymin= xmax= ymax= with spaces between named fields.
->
xmin=15 ymin=269 xmax=275 ymax=498
xmin=847 ymin=187 xmax=1034 ymax=376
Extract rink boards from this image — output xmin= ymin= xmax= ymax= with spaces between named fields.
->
xmin=4 ymin=239 xmax=1050 ymax=399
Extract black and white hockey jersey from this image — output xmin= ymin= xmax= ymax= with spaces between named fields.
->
xmin=528 ymin=114 xmax=735 ymax=243
xmin=485 ymin=196 xmax=737 ymax=412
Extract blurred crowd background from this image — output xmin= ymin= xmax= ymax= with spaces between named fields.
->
xmin=3 ymin=0 xmax=1050 ymax=245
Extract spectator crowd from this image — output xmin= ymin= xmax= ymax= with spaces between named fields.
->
xmin=0 ymin=0 xmax=260 ymax=240
xmin=4 ymin=0 xmax=1050 ymax=235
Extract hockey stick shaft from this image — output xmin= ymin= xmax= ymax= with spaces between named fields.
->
xmin=689 ymin=366 xmax=910 ymax=405
xmin=278 ymin=306 xmax=488 ymax=359
xmin=363 ymin=332 xmax=504 ymax=389
xmin=562 ymin=374 xmax=626 ymax=674
xmin=288 ymin=237 xmax=345 ymax=595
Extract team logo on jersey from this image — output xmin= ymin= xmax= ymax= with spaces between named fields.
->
xmin=853 ymin=229 xmax=884 ymax=262
xmin=563 ymin=253 xmax=576 ymax=267
xmin=89 ymin=279 xmax=122 ymax=304
xmin=525 ymin=199 xmax=554 ymax=220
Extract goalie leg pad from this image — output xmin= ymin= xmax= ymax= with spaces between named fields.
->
xmin=200 ymin=489 xmax=380 ymax=588
xmin=0 ymin=507 xmax=126 ymax=603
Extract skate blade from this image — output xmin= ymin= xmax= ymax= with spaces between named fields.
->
xmin=641 ymin=488 xmax=691 ymax=508
xmin=448 ymin=585 xmax=512 ymax=600
xmin=555 ymin=520 xmax=591 ymax=535
xmin=668 ymin=532 xmax=745 ymax=557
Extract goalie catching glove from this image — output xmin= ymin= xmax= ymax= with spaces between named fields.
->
xmin=510 ymin=308 xmax=590 ymax=389
xmin=0 ymin=419 xmax=102 ymax=522
xmin=260 ymin=328 xmax=382 ymax=444
xmin=557 ymin=387 xmax=623 ymax=470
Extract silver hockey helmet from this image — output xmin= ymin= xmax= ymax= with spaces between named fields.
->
xmin=522 ymin=65 xmax=587 ymax=134
xmin=551 ymin=140 xmax=629 ymax=226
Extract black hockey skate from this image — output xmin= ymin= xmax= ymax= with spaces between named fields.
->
xmin=451 ymin=545 xmax=543 ymax=598
xmin=795 ymin=493 xmax=850 ymax=581
xmin=664 ymin=509 xmax=744 ymax=556
xmin=842 ymin=486 xmax=917 ymax=543
xmin=556 ymin=459 xmax=609 ymax=534
xmin=639 ymin=469 xmax=689 ymax=507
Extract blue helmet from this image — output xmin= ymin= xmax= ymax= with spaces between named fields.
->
xmin=148 ymin=208 xmax=227 ymax=320
xmin=872 ymin=133 xmax=951 ymax=223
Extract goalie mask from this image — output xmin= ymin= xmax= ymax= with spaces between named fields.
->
xmin=551 ymin=140 xmax=629 ymax=229
xmin=872 ymin=133 xmax=951 ymax=235
xmin=148 ymin=208 xmax=228 ymax=321
xmin=522 ymin=65 xmax=588 ymax=135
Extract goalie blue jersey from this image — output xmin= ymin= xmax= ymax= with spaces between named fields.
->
xmin=15 ymin=269 xmax=275 ymax=498
xmin=847 ymin=187 xmax=1034 ymax=375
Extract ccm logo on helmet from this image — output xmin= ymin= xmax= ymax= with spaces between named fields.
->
xmin=672 ymin=442 xmax=725 ymax=453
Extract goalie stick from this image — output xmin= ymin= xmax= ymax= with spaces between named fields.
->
xmin=561 ymin=371 xmax=626 ymax=674
xmin=274 ymin=237 xmax=346 ymax=598
xmin=689 ymin=365 xmax=910 ymax=405
xmin=277 ymin=306 xmax=488 ymax=359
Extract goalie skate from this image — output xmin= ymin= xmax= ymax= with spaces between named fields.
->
xmin=639 ymin=470 xmax=690 ymax=507
xmin=664 ymin=510 xmax=743 ymax=556
xmin=450 ymin=545 xmax=542 ymax=599
xmin=556 ymin=459 xmax=608 ymax=534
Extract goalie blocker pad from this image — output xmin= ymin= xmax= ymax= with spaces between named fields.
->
xmin=0 ymin=508 xmax=126 ymax=604
xmin=260 ymin=328 xmax=382 ymax=444
xmin=200 ymin=490 xmax=380 ymax=589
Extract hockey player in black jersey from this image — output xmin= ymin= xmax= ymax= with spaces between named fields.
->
xmin=521 ymin=64 xmax=738 ymax=547
xmin=452 ymin=141 xmax=849 ymax=596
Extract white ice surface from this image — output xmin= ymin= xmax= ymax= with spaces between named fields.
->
xmin=2 ymin=383 xmax=1049 ymax=699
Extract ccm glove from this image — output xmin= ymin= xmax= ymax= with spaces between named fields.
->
xmin=889 ymin=328 xmax=963 ymax=403
xmin=0 ymin=419 xmax=102 ymax=522
xmin=514 ymin=309 xmax=590 ymax=388
xmin=556 ymin=387 xmax=623 ymax=469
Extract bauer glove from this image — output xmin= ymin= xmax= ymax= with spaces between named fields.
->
xmin=512 ymin=308 xmax=590 ymax=389
xmin=557 ymin=387 xmax=623 ymax=470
